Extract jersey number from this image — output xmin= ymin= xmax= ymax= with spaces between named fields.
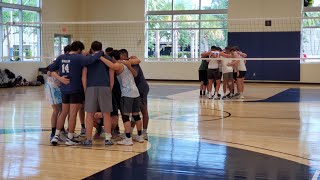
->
xmin=62 ymin=64 xmax=69 ymax=73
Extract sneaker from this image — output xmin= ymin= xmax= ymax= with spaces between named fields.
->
xmin=213 ymin=94 xmax=219 ymax=100
xmin=117 ymin=137 xmax=133 ymax=146
xmin=65 ymin=138 xmax=80 ymax=146
xmin=119 ymin=133 xmax=127 ymax=139
xmin=222 ymin=95 xmax=228 ymax=100
xmin=51 ymin=135 xmax=59 ymax=146
xmin=239 ymin=95 xmax=245 ymax=99
xmin=81 ymin=139 xmax=92 ymax=147
xmin=73 ymin=132 xmax=80 ymax=139
xmin=207 ymin=92 xmax=213 ymax=99
xmin=133 ymin=135 xmax=144 ymax=143
xmin=217 ymin=93 xmax=221 ymax=98
xmin=105 ymin=139 xmax=114 ymax=145
xmin=59 ymin=132 xmax=67 ymax=142
xmin=142 ymin=133 xmax=148 ymax=141
xmin=50 ymin=133 xmax=54 ymax=141
xmin=80 ymin=128 xmax=86 ymax=137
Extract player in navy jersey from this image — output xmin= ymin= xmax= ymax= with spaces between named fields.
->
xmin=49 ymin=41 xmax=103 ymax=146
xmin=81 ymin=41 xmax=114 ymax=146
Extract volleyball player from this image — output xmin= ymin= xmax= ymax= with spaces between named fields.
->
xmin=202 ymin=46 xmax=221 ymax=99
xmin=228 ymin=47 xmax=247 ymax=99
xmin=221 ymin=48 xmax=234 ymax=99
xmin=49 ymin=41 xmax=103 ymax=146
xmin=81 ymin=41 xmax=114 ymax=146
xmin=198 ymin=51 xmax=209 ymax=97
xmin=119 ymin=49 xmax=150 ymax=140
xmin=100 ymin=50 xmax=144 ymax=145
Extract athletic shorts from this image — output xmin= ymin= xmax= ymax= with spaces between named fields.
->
xmin=139 ymin=89 xmax=149 ymax=107
xmin=45 ymin=84 xmax=62 ymax=105
xmin=223 ymin=72 xmax=233 ymax=81
xmin=85 ymin=86 xmax=112 ymax=113
xmin=120 ymin=96 xmax=141 ymax=114
xmin=238 ymin=71 xmax=246 ymax=78
xmin=62 ymin=92 xmax=84 ymax=104
xmin=111 ymin=94 xmax=120 ymax=117
xmin=198 ymin=70 xmax=208 ymax=85
xmin=233 ymin=71 xmax=247 ymax=79
xmin=207 ymin=68 xmax=221 ymax=81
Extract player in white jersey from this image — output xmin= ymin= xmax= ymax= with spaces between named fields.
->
xmin=228 ymin=47 xmax=247 ymax=99
xmin=221 ymin=54 xmax=234 ymax=99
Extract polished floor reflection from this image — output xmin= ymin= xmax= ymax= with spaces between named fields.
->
xmin=0 ymin=82 xmax=320 ymax=179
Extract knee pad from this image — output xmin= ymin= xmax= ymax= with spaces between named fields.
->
xmin=122 ymin=115 xmax=130 ymax=123
xmin=132 ymin=115 xmax=141 ymax=122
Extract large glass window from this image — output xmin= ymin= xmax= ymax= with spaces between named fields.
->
xmin=302 ymin=0 xmax=320 ymax=63
xmin=146 ymin=0 xmax=228 ymax=61
xmin=0 ymin=0 xmax=40 ymax=62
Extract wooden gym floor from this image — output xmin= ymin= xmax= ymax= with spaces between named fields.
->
xmin=0 ymin=82 xmax=320 ymax=179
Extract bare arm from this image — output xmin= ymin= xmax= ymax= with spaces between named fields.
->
xmin=51 ymin=71 xmax=70 ymax=85
xmin=128 ymin=56 xmax=141 ymax=65
xmin=100 ymin=56 xmax=121 ymax=71
xmin=109 ymin=69 xmax=114 ymax=90
xmin=82 ymin=67 xmax=87 ymax=91
xmin=238 ymin=51 xmax=247 ymax=58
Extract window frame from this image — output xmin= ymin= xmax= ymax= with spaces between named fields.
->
xmin=145 ymin=0 xmax=228 ymax=61
xmin=0 ymin=0 xmax=41 ymax=62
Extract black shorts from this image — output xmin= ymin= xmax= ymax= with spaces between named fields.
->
xmin=207 ymin=69 xmax=221 ymax=81
xmin=120 ymin=97 xmax=141 ymax=114
xmin=198 ymin=70 xmax=208 ymax=85
xmin=233 ymin=71 xmax=247 ymax=79
xmin=139 ymin=88 xmax=149 ymax=107
xmin=238 ymin=71 xmax=246 ymax=78
xmin=62 ymin=92 xmax=84 ymax=104
xmin=111 ymin=94 xmax=120 ymax=117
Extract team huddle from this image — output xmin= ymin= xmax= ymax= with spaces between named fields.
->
xmin=199 ymin=46 xmax=247 ymax=100
xmin=45 ymin=40 xmax=149 ymax=146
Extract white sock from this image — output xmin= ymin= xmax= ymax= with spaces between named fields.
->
xmin=68 ymin=132 xmax=74 ymax=139
xmin=105 ymin=133 xmax=112 ymax=140
xmin=143 ymin=129 xmax=147 ymax=134
xmin=55 ymin=130 xmax=61 ymax=136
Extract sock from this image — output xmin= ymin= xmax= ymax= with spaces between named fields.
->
xmin=52 ymin=127 xmax=56 ymax=135
xmin=81 ymin=123 xmax=85 ymax=129
xmin=68 ymin=132 xmax=74 ymax=139
xmin=55 ymin=129 xmax=61 ymax=136
xmin=143 ymin=129 xmax=147 ymax=134
xmin=105 ymin=133 xmax=112 ymax=141
xmin=126 ymin=133 xmax=131 ymax=138
xmin=138 ymin=130 xmax=142 ymax=136
xmin=200 ymin=90 xmax=202 ymax=96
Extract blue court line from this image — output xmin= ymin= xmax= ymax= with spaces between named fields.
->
xmin=248 ymin=88 xmax=320 ymax=102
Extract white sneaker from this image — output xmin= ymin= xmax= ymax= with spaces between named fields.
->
xmin=117 ymin=137 xmax=133 ymax=146
xmin=213 ymin=94 xmax=219 ymax=100
xmin=51 ymin=135 xmax=59 ymax=146
xmin=207 ymin=92 xmax=212 ymax=99
xmin=133 ymin=135 xmax=144 ymax=143
xmin=65 ymin=138 xmax=80 ymax=146
xmin=142 ymin=133 xmax=148 ymax=140
xmin=239 ymin=95 xmax=245 ymax=99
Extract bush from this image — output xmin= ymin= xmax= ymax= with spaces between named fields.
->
xmin=178 ymin=52 xmax=191 ymax=58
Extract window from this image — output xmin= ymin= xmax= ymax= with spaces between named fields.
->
xmin=54 ymin=34 xmax=71 ymax=58
xmin=302 ymin=0 xmax=320 ymax=63
xmin=0 ymin=0 xmax=40 ymax=62
xmin=146 ymin=0 xmax=228 ymax=61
